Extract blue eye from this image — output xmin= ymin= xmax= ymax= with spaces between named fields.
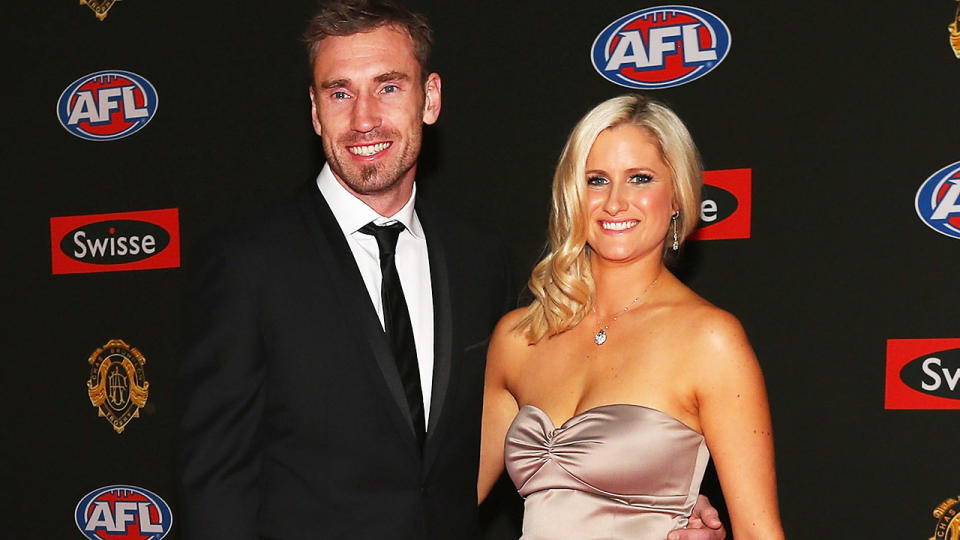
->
xmin=587 ymin=176 xmax=609 ymax=186
xmin=381 ymin=84 xmax=399 ymax=94
xmin=629 ymin=174 xmax=654 ymax=184
xmin=332 ymin=91 xmax=349 ymax=100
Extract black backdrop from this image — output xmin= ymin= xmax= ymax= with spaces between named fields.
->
xmin=5 ymin=2 xmax=959 ymax=538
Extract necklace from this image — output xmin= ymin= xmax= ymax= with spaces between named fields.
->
xmin=592 ymin=271 xmax=661 ymax=346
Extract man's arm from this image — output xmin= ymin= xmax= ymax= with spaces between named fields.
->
xmin=176 ymin=239 xmax=265 ymax=540
xmin=668 ymin=494 xmax=727 ymax=540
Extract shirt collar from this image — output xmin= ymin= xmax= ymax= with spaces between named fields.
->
xmin=316 ymin=163 xmax=423 ymax=239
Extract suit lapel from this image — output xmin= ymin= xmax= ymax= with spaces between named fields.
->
xmin=297 ymin=183 xmax=419 ymax=453
xmin=418 ymin=204 xmax=455 ymax=469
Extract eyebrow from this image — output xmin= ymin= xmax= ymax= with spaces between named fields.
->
xmin=319 ymin=78 xmax=349 ymax=89
xmin=319 ymin=71 xmax=410 ymax=90
xmin=374 ymin=71 xmax=409 ymax=83
xmin=584 ymin=167 xmax=657 ymax=176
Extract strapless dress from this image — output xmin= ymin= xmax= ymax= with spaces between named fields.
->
xmin=504 ymin=404 xmax=709 ymax=540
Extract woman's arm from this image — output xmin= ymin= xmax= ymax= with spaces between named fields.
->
xmin=693 ymin=308 xmax=784 ymax=540
xmin=477 ymin=310 xmax=524 ymax=503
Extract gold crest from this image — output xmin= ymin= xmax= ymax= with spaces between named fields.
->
xmin=930 ymin=496 xmax=960 ymax=540
xmin=87 ymin=339 xmax=149 ymax=433
xmin=951 ymin=0 xmax=960 ymax=58
xmin=80 ymin=0 xmax=123 ymax=21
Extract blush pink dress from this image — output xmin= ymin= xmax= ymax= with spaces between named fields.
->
xmin=504 ymin=404 xmax=710 ymax=539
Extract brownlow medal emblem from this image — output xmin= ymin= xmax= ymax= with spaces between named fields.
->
xmin=79 ymin=0 xmax=123 ymax=21
xmin=87 ymin=339 xmax=149 ymax=433
xmin=951 ymin=0 xmax=960 ymax=58
xmin=930 ymin=496 xmax=960 ymax=540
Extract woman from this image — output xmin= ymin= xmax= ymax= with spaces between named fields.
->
xmin=478 ymin=95 xmax=784 ymax=539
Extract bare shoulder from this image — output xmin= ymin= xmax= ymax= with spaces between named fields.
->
xmin=673 ymin=299 xmax=757 ymax=376
xmin=487 ymin=307 xmax=534 ymax=371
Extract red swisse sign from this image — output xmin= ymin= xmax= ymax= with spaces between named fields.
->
xmin=885 ymin=338 xmax=960 ymax=410
xmin=50 ymin=208 xmax=180 ymax=274
xmin=689 ymin=168 xmax=751 ymax=241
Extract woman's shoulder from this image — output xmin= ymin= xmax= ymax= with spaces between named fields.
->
xmin=490 ymin=307 xmax=532 ymax=349
xmin=662 ymin=288 xmax=753 ymax=365
xmin=486 ymin=307 xmax=535 ymax=378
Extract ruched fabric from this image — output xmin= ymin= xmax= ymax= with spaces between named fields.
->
xmin=505 ymin=404 xmax=710 ymax=540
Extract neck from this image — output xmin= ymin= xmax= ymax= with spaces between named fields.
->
xmin=590 ymin=253 xmax=666 ymax=317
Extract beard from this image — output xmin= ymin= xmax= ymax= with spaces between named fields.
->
xmin=324 ymin=127 xmax=421 ymax=197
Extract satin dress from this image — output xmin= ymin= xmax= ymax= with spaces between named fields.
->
xmin=504 ymin=404 xmax=709 ymax=539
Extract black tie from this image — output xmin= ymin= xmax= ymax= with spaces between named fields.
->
xmin=359 ymin=221 xmax=426 ymax=449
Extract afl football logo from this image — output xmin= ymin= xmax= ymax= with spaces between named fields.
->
xmin=75 ymin=485 xmax=172 ymax=539
xmin=57 ymin=70 xmax=158 ymax=141
xmin=915 ymin=161 xmax=960 ymax=239
xmin=591 ymin=6 xmax=731 ymax=89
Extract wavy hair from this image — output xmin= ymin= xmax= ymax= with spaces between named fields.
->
xmin=517 ymin=94 xmax=702 ymax=342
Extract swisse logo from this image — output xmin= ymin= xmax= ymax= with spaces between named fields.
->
xmin=591 ymin=5 xmax=731 ymax=89
xmin=50 ymin=209 xmax=180 ymax=274
xmin=57 ymin=70 xmax=158 ymax=141
xmin=689 ymin=168 xmax=751 ymax=241
xmin=885 ymin=338 xmax=960 ymax=410
xmin=900 ymin=350 xmax=960 ymax=399
xmin=75 ymin=485 xmax=172 ymax=540
xmin=915 ymin=161 xmax=960 ymax=239
xmin=64 ymin=220 xmax=169 ymax=264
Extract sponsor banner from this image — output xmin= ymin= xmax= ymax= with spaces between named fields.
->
xmin=87 ymin=339 xmax=150 ymax=433
xmin=57 ymin=70 xmax=158 ymax=141
xmin=885 ymin=338 xmax=960 ymax=410
xmin=50 ymin=208 xmax=180 ymax=274
xmin=591 ymin=5 xmax=731 ymax=90
xmin=689 ymin=168 xmax=751 ymax=241
xmin=915 ymin=161 xmax=960 ymax=239
xmin=75 ymin=485 xmax=172 ymax=540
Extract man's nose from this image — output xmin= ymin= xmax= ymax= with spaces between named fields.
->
xmin=351 ymin=94 xmax=382 ymax=133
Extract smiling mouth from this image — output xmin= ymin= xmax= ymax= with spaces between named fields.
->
xmin=601 ymin=220 xmax=638 ymax=231
xmin=347 ymin=142 xmax=391 ymax=157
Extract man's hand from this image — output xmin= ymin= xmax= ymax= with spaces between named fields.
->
xmin=667 ymin=494 xmax=727 ymax=540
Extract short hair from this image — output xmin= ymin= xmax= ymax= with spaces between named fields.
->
xmin=518 ymin=94 xmax=703 ymax=342
xmin=304 ymin=0 xmax=433 ymax=82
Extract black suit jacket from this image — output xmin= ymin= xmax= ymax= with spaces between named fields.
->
xmin=176 ymin=182 xmax=514 ymax=540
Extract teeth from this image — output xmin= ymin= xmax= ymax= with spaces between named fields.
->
xmin=601 ymin=220 xmax=638 ymax=231
xmin=348 ymin=142 xmax=391 ymax=156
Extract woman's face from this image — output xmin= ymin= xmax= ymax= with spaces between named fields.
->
xmin=583 ymin=124 xmax=677 ymax=265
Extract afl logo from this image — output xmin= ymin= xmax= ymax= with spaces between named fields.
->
xmin=57 ymin=70 xmax=158 ymax=141
xmin=75 ymin=485 xmax=172 ymax=540
xmin=916 ymin=161 xmax=960 ymax=239
xmin=592 ymin=6 xmax=730 ymax=89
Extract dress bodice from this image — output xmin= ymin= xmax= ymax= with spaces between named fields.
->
xmin=504 ymin=404 xmax=710 ymax=540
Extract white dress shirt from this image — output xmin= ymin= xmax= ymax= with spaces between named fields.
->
xmin=317 ymin=163 xmax=435 ymax=422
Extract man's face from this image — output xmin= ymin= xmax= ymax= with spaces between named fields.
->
xmin=310 ymin=26 xmax=441 ymax=203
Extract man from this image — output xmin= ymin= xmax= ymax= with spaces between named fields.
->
xmin=176 ymin=2 xmax=726 ymax=539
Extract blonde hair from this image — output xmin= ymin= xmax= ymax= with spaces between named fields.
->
xmin=517 ymin=94 xmax=702 ymax=342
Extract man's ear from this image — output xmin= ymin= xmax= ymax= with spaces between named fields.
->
xmin=422 ymin=73 xmax=442 ymax=125
xmin=309 ymin=86 xmax=322 ymax=136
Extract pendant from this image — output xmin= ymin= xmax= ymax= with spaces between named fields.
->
xmin=594 ymin=329 xmax=607 ymax=345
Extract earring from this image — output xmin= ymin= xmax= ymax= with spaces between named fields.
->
xmin=671 ymin=212 xmax=679 ymax=251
